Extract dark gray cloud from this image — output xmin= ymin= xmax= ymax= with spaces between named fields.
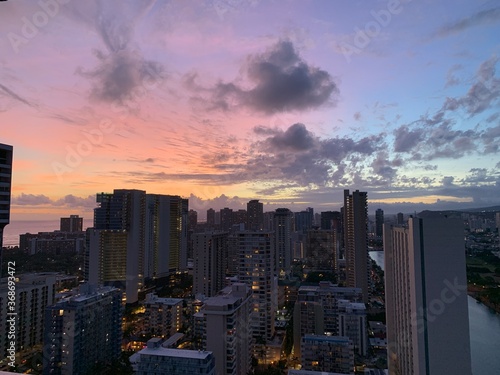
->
xmin=12 ymin=194 xmax=95 ymax=208
xmin=319 ymin=134 xmax=383 ymax=163
xmin=248 ymin=123 xmax=386 ymax=186
xmin=189 ymin=40 xmax=337 ymax=114
xmin=391 ymin=57 xmax=500 ymax=161
xmin=431 ymin=7 xmax=500 ymax=39
xmin=70 ymin=1 xmax=165 ymax=105
xmin=0 ymin=82 xmax=35 ymax=108
xmin=12 ymin=194 xmax=52 ymax=206
xmin=253 ymin=125 xmax=281 ymax=136
xmin=264 ymin=123 xmax=316 ymax=151
xmin=77 ymin=50 xmax=164 ymax=105
xmin=105 ymin=123 xmax=386 ymax=189
xmin=48 ymin=112 xmax=89 ymax=126
xmin=440 ymin=56 xmax=500 ymax=116
xmin=445 ymin=64 xmax=462 ymax=87
xmin=394 ymin=125 xmax=424 ymax=152
xmin=371 ymin=152 xmax=398 ymax=181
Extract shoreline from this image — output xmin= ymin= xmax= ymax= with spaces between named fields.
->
xmin=467 ymin=288 xmax=500 ymax=314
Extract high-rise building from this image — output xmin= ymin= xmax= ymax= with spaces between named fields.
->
xmin=263 ymin=211 xmax=275 ymax=231
xmin=294 ymin=210 xmax=313 ymax=233
xmin=300 ymin=335 xmax=354 ymax=374
xmin=396 ymin=212 xmax=404 ymax=225
xmin=320 ymin=211 xmax=340 ymax=230
xmin=247 ymin=200 xmax=263 ymax=231
xmin=193 ymin=231 xmax=228 ymax=297
xmin=144 ymin=194 xmax=188 ymax=279
xmin=384 ymin=217 xmax=472 ymax=375
xmin=60 ymin=215 xmax=83 ymax=232
xmin=233 ymin=209 xmax=247 ymax=228
xmin=293 ymin=282 xmax=363 ymax=358
xmin=92 ymin=189 xmax=145 ymax=303
xmin=343 ymin=189 xmax=369 ymax=303
xmin=130 ymin=338 xmax=216 ymax=375
xmin=87 ymin=190 xmax=188 ymax=303
xmin=220 ymin=208 xmax=234 ymax=231
xmin=207 ymin=208 xmax=216 ymax=228
xmin=274 ymin=208 xmax=293 ymax=277
xmin=43 ymin=285 xmax=122 ymax=375
xmin=226 ymin=234 xmax=240 ymax=277
xmin=305 ymin=230 xmax=334 ymax=270
xmin=0 ymin=143 xmax=13 ymax=276
xmin=338 ymin=300 xmax=367 ymax=356
xmin=143 ymin=293 xmax=182 ymax=338
xmin=20 ymin=231 xmax=85 ymax=255
xmin=293 ymin=287 xmax=324 ymax=358
xmin=0 ymin=273 xmax=56 ymax=358
xmin=238 ymin=231 xmax=277 ymax=342
xmin=196 ymin=283 xmax=253 ymax=375
xmin=375 ymin=209 xmax=384 ymax=238
xmin=188 ymin=209 xmax=198 ymax=230
xmin=86 ymin=229 xmax=128 ymax=300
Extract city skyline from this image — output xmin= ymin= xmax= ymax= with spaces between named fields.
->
xmin=1 ymin=0 xmax=500 ymax=222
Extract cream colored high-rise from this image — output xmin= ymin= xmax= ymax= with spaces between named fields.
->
xmin=384 ymin=217 xmax=472 ymax=375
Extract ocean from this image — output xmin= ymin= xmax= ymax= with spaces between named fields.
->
xmin=2 ymin=220 xmax=90 ymax=247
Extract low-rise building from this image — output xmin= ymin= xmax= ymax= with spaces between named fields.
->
xmin=301 ymin=335 xmax=354 ymax=374
xmin=143 ymin=293 xmax=182 ymax=338
xmin=338 ymin=300 xmax=367 ymax=356
xmin=130 ymin=338 xmax=216 ymax=375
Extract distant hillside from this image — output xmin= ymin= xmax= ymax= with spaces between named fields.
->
xmin=418 ymin=206 xmax=500 ymax=219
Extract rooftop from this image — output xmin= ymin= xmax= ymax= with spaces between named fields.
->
xmin=137 ymin=347 xmax=213 ymax=360
xmin=302 ymin=334 xmax=352 ymax=344
xmin=145 ymin=294 xmax=183 ymax=305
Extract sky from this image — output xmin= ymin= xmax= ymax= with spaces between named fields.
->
xmin=0 ymin=0 xmax=500 ymax=222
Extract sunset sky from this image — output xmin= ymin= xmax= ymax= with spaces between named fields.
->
xmin=1 ymin=0 xmax=500 ymax=222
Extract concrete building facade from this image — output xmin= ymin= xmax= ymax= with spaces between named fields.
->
xmin=301 ymin=335 xmax=354 ymax=374
xmin=384 ymin=217 xmax=472 ymax=375
xmin=143 ymin=293 xmax=182 ymax=338
xmin=0 ymin=273 xmax=56 ymax=357
xmin=274 ymin=208 xmax=293 ymax=278
xmin=193 ymin=231 xmax=228 ymax=297
xmin=43 ymin=285 xmax=122 ymax=375
xmin=343 ymin=190 xmax=369 ymax=303
xmin=60 ymin=215 xmax=83 ymax=232
xmin=131 ymin=338 xmax=216 ymax=375
xmin=196 ymin=283 xmax=253 ymax=375
xmin=237 ymin=231 xmax=277 ymax=342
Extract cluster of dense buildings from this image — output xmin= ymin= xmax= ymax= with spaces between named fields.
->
xmin=0 ymin=142 xmax=477 ymax=375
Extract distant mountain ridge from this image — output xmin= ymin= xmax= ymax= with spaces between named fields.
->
xmin=418 ymin=205 xmax=500 ymax=219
